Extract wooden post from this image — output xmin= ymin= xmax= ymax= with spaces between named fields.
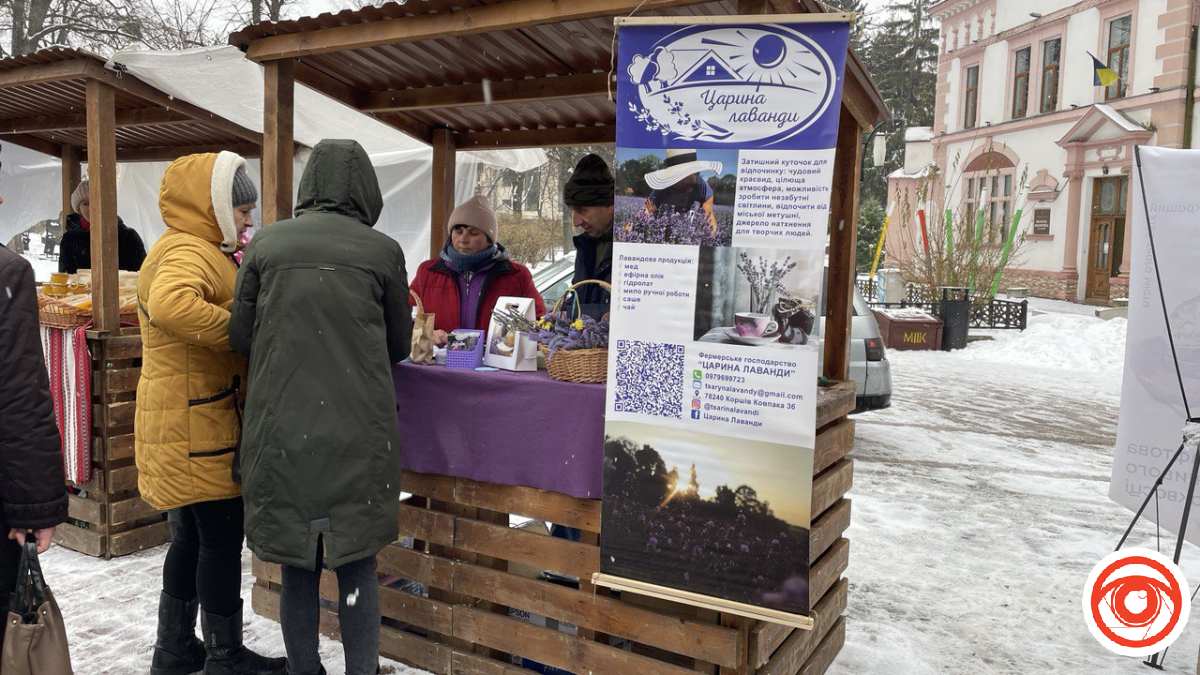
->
xmin=86 ymin=79 xmax=119 ymax=332
xmin=430 ymin=128 xmax=456 ymax=259
xmin=61 ymin=145 xmax=81 ymax=222
xmin=824 ymin=106 xmax=862 ymax=382
xmin=263 ymin=59 xmax=295 ymax=228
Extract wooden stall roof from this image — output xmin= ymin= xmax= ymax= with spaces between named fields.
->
xmin=228 ymin=0 xmax=890 ymax=149
xmin=0 ymin=48 xmax=262 ymax=161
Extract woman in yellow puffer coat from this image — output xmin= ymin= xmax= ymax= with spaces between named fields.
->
xmin=135 ymin=151 xmax=286 ymax=675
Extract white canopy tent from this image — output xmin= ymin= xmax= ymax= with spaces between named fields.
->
xmin=0 ymin=46 xmax=546 ymax=279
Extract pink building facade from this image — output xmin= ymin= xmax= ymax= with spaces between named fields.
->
xmin=888 ymin=0 xmax=1196 ymax=303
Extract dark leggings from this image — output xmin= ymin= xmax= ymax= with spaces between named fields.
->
xmin=162 ymin=497 xmax=245 ymax=618
xmin=280 ymin=540 xmax=380 ymax=675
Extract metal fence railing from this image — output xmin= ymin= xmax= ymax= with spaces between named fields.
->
xmin=860 ymin=282 xmax=1028 ymax=330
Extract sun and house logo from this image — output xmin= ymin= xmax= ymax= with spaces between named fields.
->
xmin=625 ymin=25 xmax=838 ymax=146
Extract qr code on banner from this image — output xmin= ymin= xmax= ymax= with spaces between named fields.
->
xmin=613 ymin=340 xmax=684 ymax=419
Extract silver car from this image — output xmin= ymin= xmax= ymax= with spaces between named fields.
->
xmin=532 ymin=253 xmax=892 ymax=412
xmin=817 ymin=279 xmax=892 ymax=411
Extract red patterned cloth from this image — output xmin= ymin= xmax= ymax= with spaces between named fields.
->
xmin=39 ymin=325 xmax=91 ymax=485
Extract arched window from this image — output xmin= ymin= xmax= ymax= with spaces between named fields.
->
xmin=962 ymin=151 xmax=1018 ymax=243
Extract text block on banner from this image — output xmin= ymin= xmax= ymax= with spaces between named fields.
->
xmin=1112 ymin=147 xmax=1200 ymax=545
xmin=597 ymin=15 xmax=851 ymax=624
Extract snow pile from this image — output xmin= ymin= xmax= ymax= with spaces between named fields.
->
xmin=876 ymin=307 xmax=938 ymax=321
xmin=959 ymin=314 xmax=1127 ymax=373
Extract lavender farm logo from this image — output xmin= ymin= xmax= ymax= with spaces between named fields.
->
xmin=626 ymin=25 xmax=837 ymax=146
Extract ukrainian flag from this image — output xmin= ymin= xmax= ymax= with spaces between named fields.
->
xmin=1090 ymin=53 xmax=1119 ymax=87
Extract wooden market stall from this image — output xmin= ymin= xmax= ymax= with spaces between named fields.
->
xmin=230 ymin=1 xmax=889 ymax=673
xmin=0 ymin=48 xmax=265 ymax=558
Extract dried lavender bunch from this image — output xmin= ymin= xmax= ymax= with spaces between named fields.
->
xmin=492 ymin=306 xmax=540 ymax=337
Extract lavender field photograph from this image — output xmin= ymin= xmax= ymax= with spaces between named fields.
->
xmin=615 ymin=146 xmax=737 ymax=246
xmin=693 ymin=246 xmax=823 ymax=347
xmin=600 ymin=421 xmax=814 ymax=615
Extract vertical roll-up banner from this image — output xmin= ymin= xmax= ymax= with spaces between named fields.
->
xmin=596 ymin=14 xmax=852 ymax=626
xmin=1112 ymin=147 xmax=1200 ymax=544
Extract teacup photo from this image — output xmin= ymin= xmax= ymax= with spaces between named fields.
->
xmin=734 ymin=312 xmax=778 ymax=338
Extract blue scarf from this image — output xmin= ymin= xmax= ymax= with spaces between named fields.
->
xmin=441 ymin=242 xmax=500 ymax=274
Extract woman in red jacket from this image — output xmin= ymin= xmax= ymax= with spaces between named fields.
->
xmin=410 ymin=195 xmax=546 ymax=345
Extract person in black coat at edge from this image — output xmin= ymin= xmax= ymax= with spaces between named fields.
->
xmin=566 ymin=154 xmax=615 ymax=320
xmin=548 ymin=154 xmax=616 ymax=545
xmin=0 ymin=144 xmax=70 ymax=643
xmin=58 ymin=178 xmax=147 ymax=274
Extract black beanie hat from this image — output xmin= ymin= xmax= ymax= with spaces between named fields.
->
xmin=564 ymin=154 xmax=615 ymax=208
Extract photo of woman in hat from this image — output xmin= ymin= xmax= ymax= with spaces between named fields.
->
xmin=614 ymin=147 xmax=735 ymax=247
xmin=643 ymin=148 xmax=723 ymax=236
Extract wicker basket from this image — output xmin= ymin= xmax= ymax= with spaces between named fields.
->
xmin=540 ymin=279 xmax=611 ymax=384
xmin=37 ymin=294 xmax=137 ymax=329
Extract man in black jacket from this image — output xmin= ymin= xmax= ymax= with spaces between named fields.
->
xmin=0 ymin=148 xmax=69 ymax=641
xmin=565 ymin=154 xmax=615 ymax=319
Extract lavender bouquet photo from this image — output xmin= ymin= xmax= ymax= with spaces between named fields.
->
xmin=736 ymin=253 xmax=796 ymax=313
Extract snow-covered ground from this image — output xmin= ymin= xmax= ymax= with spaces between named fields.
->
xmin=40 ymin=310 xmax=1194 ymax=674
xmin=830 ymin=312 xmax=1200 ymax=674
xmin=39 ymin=544 xmax=423 ymax=675
xmin=1004 ymin=294 xmax=1105 ymax=319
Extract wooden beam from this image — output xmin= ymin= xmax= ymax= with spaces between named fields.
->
xmin=263 ymin=59 xmax=295 ymax=228
xmin=293 ymin=62 xmax=365 ymax=108
xmin=737 ymin=0 xmax=771 ymax=12
xmin=369 ymin=111 xmax=435 ymax=144
xmin=0 ymin=58 xmax=92 ymax=89
xmin=0 ymin=133 xmax=63 ymax=158
xmin=113 ymin=143 xmax=263 ymax=163
xmin=0 ymin=108 xmax=193 ymax=134
xmin=86 ymin=79 xmax=120 ymax=333
xmin=80 ymin=61 xmax=262 ymax=146
xmin=457 ymin=125 xmax=614 ymax=149
xmin=364 ymin=72 xmax=611 ymax=112
xmin=430 ymin=128 xmax=456 ymax=259
xmin=244 ymin=0 xmax=712 ymax=61
xmin=61 ymin=145 xmax=81 ymax=220
xmin=823 ymin=105 xmax=862 ymax=381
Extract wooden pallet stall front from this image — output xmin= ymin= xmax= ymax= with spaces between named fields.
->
xmin=252 ymin=382 xmax=855 ymax=675
xmin=54 ymin=328 xmax=169 ymax=558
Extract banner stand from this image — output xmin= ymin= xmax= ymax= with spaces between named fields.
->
xmin=593 ymin=573 xmax=815 ymax=631
xmin=1116 ymin=145 xmax=1200 ymax=670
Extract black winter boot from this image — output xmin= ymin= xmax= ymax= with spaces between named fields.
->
xmin=151 ymin=592 xmax=207 ymax=675
xmin=200 ymin=600 xmax=287 ymax=675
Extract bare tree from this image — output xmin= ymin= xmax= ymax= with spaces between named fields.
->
xmin=1 ymin=0 xmax=144 ymax=56
xmin=236 ymin=0 xmax=293 ymax=25
xmin=134 ymin=0 xmax=227 ymax=49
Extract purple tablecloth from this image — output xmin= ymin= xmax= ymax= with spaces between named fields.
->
xmin=393 ymin=363 xmax=605 ymax=499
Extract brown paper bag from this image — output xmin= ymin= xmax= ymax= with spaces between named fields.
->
xmin=2 ymin=541 xmax=73 ymax=675
xmin=409 ymin=290 xmax=436 ymax=365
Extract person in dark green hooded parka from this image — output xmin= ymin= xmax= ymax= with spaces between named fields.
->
xmin=229 ymin=139 xmax=412 ymax=675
